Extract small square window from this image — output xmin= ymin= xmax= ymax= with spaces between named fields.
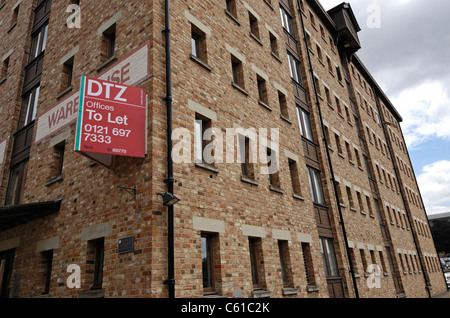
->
xmin=231 ymin=56 xmax=245 ymax=89
xmin=195 ymin=115 xmax=212 ymax=164
xmin=102 ymin=24 xmax=116 ymax=60
xmin=61 ymin=57 xmax=74 ymax=93
xmin=269 ymin=32 xmax=279 ymax=57
xmin=278 ymin=91 xmax=289 ymax=119
xmin=225 ymin=0 xmax=237 ymax=18
xmin=240 ymin=135 xmax=255 ymax=180
xmin=257 ymin=75 xmax=268 ymax=106
xmin=1 ymin=56 xmax=10 ymax=80
xmin=249 ymin=12 xmax=260 ymax=40
xmin=191 ymin=25 xmax=207 ymax=63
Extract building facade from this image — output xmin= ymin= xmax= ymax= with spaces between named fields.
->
xmin=0 ymin=0 xmax=446 ymax=298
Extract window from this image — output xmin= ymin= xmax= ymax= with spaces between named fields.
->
xmin=325 ymin=87 xmax=332 ymax=107
xmin=29 ymin=24 xmax=48 ymax=62
xmin=336 ymin=66 xmax=342 ymax=82
xmin=278 ymin=91 xmax=288 ymax=119
xmin=1 ymin=56 xmax=10 ymax=80
xmin=287 ymin=53 xmax=302 ymax=84
xmin=280 ymin=7 xmax=294 ymax=35
xmin=278 ymin=241 xmax=293 ymax=287
xmin=316 ymin=44 xmax=323 ymax=62
xmin=297 ymin=107 xmax=314 ymax=141
xmin=240 ymin=135 xmax=255 ymax=180
xmin=309 ymin=11 xmax=316 ymax=27
xmin=191 ymin=25 xmax=207 ymax=63
xmin=61 ymin=56 xmax=74 ymax=93
xmin=51 ymin=141 xmax=65 ymax=179
xmin=5 ymin=161 xmax=28 ymax=205
xmin=345 ymin=141 xmax=353 ymax=162
xmin=288 ymin=159 xmax=301 ymax=196
xmin=225 ymin=0 xmax=238 ymax=19
xmin=379 ymin=251 xmax=387 ymax=273
xmin=320 ymin=237 xmax=339 ymax=277
xmin=354 ymin=148 xmax=362 ymax=167
xmin=10 ymin=4 xmax=19 ymax=29
xmin=231 ymin=55 xmax=245 ymax=89
xmin=365 ymin=196 xmax=373 ymax=216
xmin=249 ymin=238 xmax=264 ymax=289
xmin=360 ymin=249 xmax=368 ymax=273
xmin=0 ymin=249 xmax=15 ymax=298
xmin=346 ymin=186 xmax=354 ymax=209
xmin=41 ymin=250 xmax=53 ymax=295
xmin=334 ymin=133 xmax=343 ymax=155
xmin=314 ymin=77 xmax=321 ymax=96
xmin=257 ymin=76 xmax=268 ymax=106
xmin=301 ymin=243 xmax=316 ymax=285
xmin=356 ymin=191 xmax=364 ymax=212
xmin=307 ymin=166 xmax=325 ymax=205
xmin=88 ymin=238 xmax=105 ymax=290
xmin=269 ymin=32 xmax=279 ymax=57
xmin=18 ymin=85 xmax=40 ymax=129
xmin=335 ymin=181 xmax=344 ymax=205
xmin=249 ymin=12 xmax=260 ymax=40
xmin=102 ymin=24 xmax=116 ymax=61
xmin=335 ymin=97 xmax=342 ymax=115
xmin=267 ymin=148 xmax=280 ymax=189
xmin=370 ymin=250 xmax=377 ymax=269
xmin=201 ymin=233 xmax=218 ymax=293
xmin=195 ymin=116 xmax=212 ymax=164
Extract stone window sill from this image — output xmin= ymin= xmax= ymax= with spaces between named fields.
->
xmin=269 ymin=185 xmax=283 ymax=194
xmin=225 ymin=10 xmax=240 ymax=26
xmin=190 ymin=54 xmax=213 ymax=72
xmin=306 ymin=285 xmax=319 ymax=293
xmin=232 ymin=82 xmax=249 ymax=96
xmin=78 ymin=289 xmax=105 ymax=298
xmin=96 ymin=55 xmax=117 ymax=72
xmin=241 ymin=175 xmax=258 ymax=186
xmin=252 ymin=290 xmax=271 ymax=298
xmin=282 ymin=287 xmax=298 ymax=295
xmin=45 ymin=175 xmax=63 ymax=187
xmin=293 ymin=194 xmax=305 ymax=201
xmin=56 ymin=86 xmax=73 ymax=100
xmin=195 ymin=162 xmax=219 ymax=173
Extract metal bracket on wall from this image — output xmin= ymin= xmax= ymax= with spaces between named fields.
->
xmin=118 ymin=185 xmax=136 ymax=200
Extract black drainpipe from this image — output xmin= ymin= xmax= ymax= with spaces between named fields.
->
xmin=295 ymin=0 xmax=359 ymax=298
xmin=372 ymin=87 xmax=432 ymax=298
xmin=163 ymin=0 xmax=175 ymax=299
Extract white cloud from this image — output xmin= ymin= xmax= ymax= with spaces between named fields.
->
xmin=392 ymin=81 xmax=450 ymax=149
xmin=417 ymin=160 xmax=450 ymax=215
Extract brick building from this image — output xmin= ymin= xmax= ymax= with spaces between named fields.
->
xmin=0 ymin=0 xmax=447 ymax=298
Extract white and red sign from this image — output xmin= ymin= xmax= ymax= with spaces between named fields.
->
xmin=75 ymin=76 xmax=146 ymax=158
xmin=35 ymin=42 xmax=150 ymax=144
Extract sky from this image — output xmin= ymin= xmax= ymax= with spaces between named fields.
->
xmin=321 ymin=0 xmax=450 ymax=216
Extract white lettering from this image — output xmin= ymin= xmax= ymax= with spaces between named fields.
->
xmin=87 ymin=79 xmax=103 ymax=97
xmin=66 ymin=264 xmax=81 ymax=289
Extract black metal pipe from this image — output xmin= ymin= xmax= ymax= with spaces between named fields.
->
xmin=372 ymin=85 xmax=431 ymax=298
xmin=163 ymin=0 xmax=175 ymax=299
xmin=295 ymin=0 xmax=359 ymax=298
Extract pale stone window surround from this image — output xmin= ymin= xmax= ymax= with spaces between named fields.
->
xmin=36 ymin=236 xmax=60 ymax=253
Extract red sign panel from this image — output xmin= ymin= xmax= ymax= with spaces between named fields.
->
xmin=75 ymin=76 xmax=146 ymax=158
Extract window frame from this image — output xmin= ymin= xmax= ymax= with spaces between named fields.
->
xmin=307 ymin=166 xmax=325 ymax=205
